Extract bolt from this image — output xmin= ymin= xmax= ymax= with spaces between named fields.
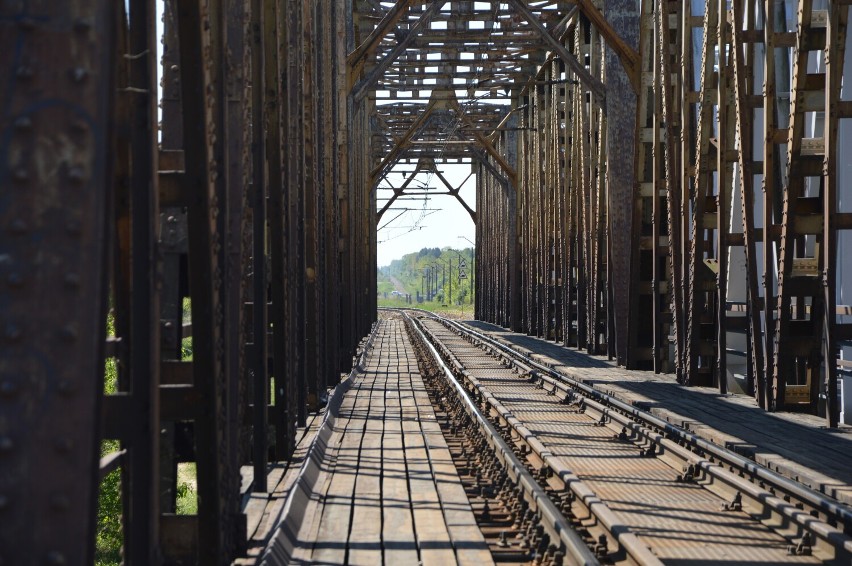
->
xmin=70 ymin=68 xmax=88 ymax=83
xmin=6 ymin=273 xmax=23 ymax=287
xmin=57 ymin=381 xmax=76 ymax=397
xmin=17 ymin=17 xmax=36 ymax=30
xmin=59 ymin=325 xmax=78 ymax=341
xmin=4 ymin=324 xmax=22 ymax=342
xmin=0 ymin=494 xmax=8 ymax=509
xmin=50 ymin=494 xmax=70 ymax=511
xmin=0 ymin=382 xmax=18 ymax=397
xmin=63 ymin=273 xmax=80 ymax=289
xmin=13 ymin=168 xmax=28 ymax=182
xmin=9 ymin=219 xmax=28 ymax=234
xmin=0 ymin=437 xmax=13 ymax=452
xmin=67 ymin=167 xmax=85 ymax=184
xmin=74 ymin=18 xmax=92 ymax=33
xmin=13 ymin=116 xmax=32 ymax=131
xmin=65 ymin=219 xmax=82 ymax=236
xmin=46 ymin=551 xmax=66 ymax=565
xmin=16 ymin=66 xmax=34 ymax=80
xmin=496 ymin=530 xmax=511 ymax=549
xmin=54 ymin=438 xmax=73 ymax=453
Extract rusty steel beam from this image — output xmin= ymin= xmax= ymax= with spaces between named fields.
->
xmin=351 ymin=0 xmax=448 ymax=102
xmin=506 ymin=0 xmax=606 ymax=101
xmin=606 ymin=0 xmax=639 ymax=366
xmin=175 ymin=0 xmax=235 ymax=560
xmin=0 ymin=1 xmax=116 ymax=564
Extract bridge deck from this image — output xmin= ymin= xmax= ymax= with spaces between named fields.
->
xmin=260 ymin=319 xmax=493 ymax=565
xmin=464 ymin=320 xmax=852 ymax=506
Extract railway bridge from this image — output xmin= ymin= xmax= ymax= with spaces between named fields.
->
xmin=2 ymin=1 xmax=852 ymax=564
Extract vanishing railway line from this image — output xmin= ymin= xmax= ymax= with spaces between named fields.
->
xmin=399 ymin=309 xmax=852 ymax=565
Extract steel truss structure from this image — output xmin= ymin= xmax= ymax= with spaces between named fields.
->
xmin=471 ymin=0 xmax=851 ymax=423
xmin=0 ymin=0 xmax=849 ymax=564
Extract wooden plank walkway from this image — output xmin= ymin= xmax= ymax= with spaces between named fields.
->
xmin=464 ymin=320 xmax=852 ymax=506
xmin=261 ymin=318 xmax=493 ymax=566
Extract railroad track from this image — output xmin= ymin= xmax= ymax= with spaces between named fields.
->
xmin=398 ymin=309 xmax=852 ymax=565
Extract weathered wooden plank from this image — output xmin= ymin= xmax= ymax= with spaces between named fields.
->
xmin=381 ymin=372 xmax=419 ymax=564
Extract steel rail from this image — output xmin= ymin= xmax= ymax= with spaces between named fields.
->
xmin=421 ymin=312 xmax=852 ymax=534
xmin=414 ymin=316 xmax=669 ymax=565
xmin=404 ymin=312 xmax=603 ymax=566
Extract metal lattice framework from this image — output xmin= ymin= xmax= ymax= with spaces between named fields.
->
xmin=0 ymin=0 xmax=850 ymax=564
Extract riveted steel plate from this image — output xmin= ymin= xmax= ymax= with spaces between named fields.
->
xmin=1 ymin=2 xmax=113 ymax=563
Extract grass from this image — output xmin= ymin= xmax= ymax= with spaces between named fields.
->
xmin=176 ymin=463 xmax=198 ymax=514
xmin=377 ymin=297 xmax=475 ymax=319
xmin=96 ymin=311 xmax=122 ymax=566
xmin=96 ymin=299 xmax=198 ymax=565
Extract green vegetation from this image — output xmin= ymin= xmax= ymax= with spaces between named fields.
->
xmin=96 ymin=298 xmax=197 ymax=565
xmin=377 ymin=297 xmax=474 ymax=319
xmin=97 ymin=313 xmax=122 ymax=566
xmin=377 ymin=246 xmax=474 ymax=306
xmin=176 ymin=463 xmax=198 ymax=514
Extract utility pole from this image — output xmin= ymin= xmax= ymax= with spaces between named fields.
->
xmin=458 ymin=236 xmax=475 ymax=306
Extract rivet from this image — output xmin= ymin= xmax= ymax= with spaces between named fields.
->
xmin=67 ymin=166 xmax=85 ymax=183
xmin=13 ymin=116 xmax=32 ymax=131
xmin=13 ymin=168 xmax=28 ymax=182
xmin=63 ymin=273 xmax=80 ymax=288
xmin=0 ymin=494 xmax=8 ymax=509
xmin=70 ymin=120 xmax=88 ymax=133
xmin=54 ymin=438 xmax=73 ymax=453
xmin=57 ymin=381 xmax=77 ymax=396
xmin=50 ymin=494 xmax=70 ymax=511
xmin=15 ymin=66 xmax=34 ymax=80
xmin=0 ymin=437 xmax=12 ymax=452
xmin=59 ymin=325 xmax=78 ymax=342
xmin=65 ymin=219 xmax=82 ymax=236
xmin=3 ymin=324 xmax=22 ymax=342
xmin=171 ymin=64 xmax=179 ymax=73
xmin=73 ymin=18 xmax=92 ymax=33
xmin=70 ymin=68 xmax=88 ymax=83
xmin=6 ymin=273 xmax=23 ymax=287
xmin=9 ymin=219 xmax=28 ymax=234
xmin=0 ymin=381 xmax=18 ymax=397
xmin=17 ymin=17 xmax=36 ymax=31
xmin=46 ymin=551 xmax=66 ymax=565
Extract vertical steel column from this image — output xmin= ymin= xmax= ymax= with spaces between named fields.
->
xmin=263 ymin=0 xmax=291 ymax=459
xmin=301 ymin=0 xmax=319 ymax=418
xmin=657 ymin=0 xmax=685 ymax=380
xmin=125 ymin=0 xmax=163 ymax=561
xmin=686 ymin=0 xmax=719 ymax=387
xmin=731 ymin=0 xmax=768 ymax=406
xmin=176 ymin=0 xmax=233 ymax=560
xmin=249 ymin=0 xmax=269 ymax=491
xmin=606 ymin=0 xmax=640 ymax=366
xmin=0 ymin=2 xmax=115 ymax=563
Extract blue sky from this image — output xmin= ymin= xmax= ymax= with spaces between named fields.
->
xmin=376 ymin=164 xmax=476 ymax=266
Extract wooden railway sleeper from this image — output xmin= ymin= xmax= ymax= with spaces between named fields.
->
xmin=426 ymin=314 xmax=852 ymax=564
xmin=435 ymin=315 xmax=852 ymax=534
xmin=415 ymin=316 xmax=663 ymax=565
xmin=407 ymin=314 xmax=604 ymax=565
